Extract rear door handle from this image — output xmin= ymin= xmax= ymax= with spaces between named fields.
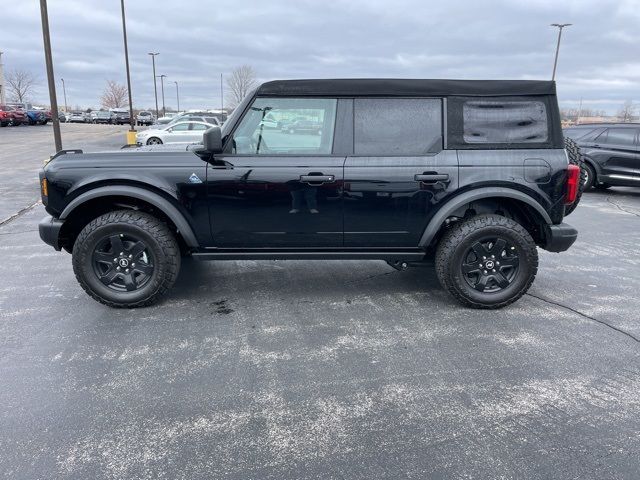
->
xmin=415 ymin=173 xmax=449 ymax=183
xmin=300 ymin=174 xmax=335 ymax=184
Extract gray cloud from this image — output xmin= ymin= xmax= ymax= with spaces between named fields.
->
xmin=1 ymin=0 xmax=638 ymax=112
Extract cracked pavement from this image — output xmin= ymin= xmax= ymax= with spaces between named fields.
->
xmin=1 ymin=125 xmax=639 ymax=479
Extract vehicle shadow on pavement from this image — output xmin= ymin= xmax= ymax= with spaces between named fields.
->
xmin=170 ymin=257 xmax=444 ymax=303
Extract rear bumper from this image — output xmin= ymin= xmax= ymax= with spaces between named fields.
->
xmin=39 ymin=215 xmax=64 ymax=251
xmin=542 ymin=223 xmax=578 ymax=252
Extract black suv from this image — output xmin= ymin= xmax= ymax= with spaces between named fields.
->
xmin=39 ymin=79 xmax=579 ymax=309
xmin=563 ymin=123 xmax=640 ymax=189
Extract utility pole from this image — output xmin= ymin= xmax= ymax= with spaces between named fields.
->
xmin=39 ymin=0 xmax=62 ymax=152
xmin=148 ymin=52 xmax=159 ymax=119
xmin=120 ymin=0 xmax=135 ymax=138
xmin=173 ymin=81 xmax=180 ymax=112
xmin=158 ymin=74 xmax=166 ymax=117
xmin=551 ymin=23 xmax=571 ymax=81
xmin=0 ymin=51 xmax=6 ymax=105
xmin=61 ymin=77 xmax=68 ymax=112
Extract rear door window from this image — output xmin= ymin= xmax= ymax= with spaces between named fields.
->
xmin=354 ymin=98 xmax=442 ymax=155
xmin=596 ymin=128 xmax=638 ymax=146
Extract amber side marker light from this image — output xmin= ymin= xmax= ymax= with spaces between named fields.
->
xmin=564 ymin=164 xmax=580 ymax=204
xmin=41 ymin=178 xmax=49 ymax=197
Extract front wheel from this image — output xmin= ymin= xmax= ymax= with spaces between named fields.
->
xmin=435 ymin=214 xmax=538 ymax=309
xmin=72 ymin=210 xmax=181 ymax=308
xmin=146 ymin=137 xmax=163 ymax=145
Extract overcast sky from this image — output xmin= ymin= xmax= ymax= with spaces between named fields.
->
xmin=1 ymin=0 xmax=638 ymax=113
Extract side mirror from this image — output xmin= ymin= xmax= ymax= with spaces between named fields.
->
xmin=203 ymin=126 xmax=223 ymax=153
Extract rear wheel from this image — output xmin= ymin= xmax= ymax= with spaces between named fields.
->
xmin=72 ymin=210 xmax=180 ymax=308
xmin=583 ymin=162 xmax=595 ymax=190
xmin=435 ymin=214 xmax=538 ymax=309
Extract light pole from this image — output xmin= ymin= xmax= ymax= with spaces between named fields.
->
xmin=39 ymin=0 xmax=62 ymax=152
xmin=173 ymin=81 xmax=180 ymax=112
xmin=551 ymin=23 xmax=571 ymax=81
xmin=157 ymin=74 xmax=166 ymax=117
xmin=60 ymin=77 xmax=68 ymax=112
xmin=120 ymin=0 xmax=135 ymax=138
xmin=148 ymin=52 xmax=159 ymax=119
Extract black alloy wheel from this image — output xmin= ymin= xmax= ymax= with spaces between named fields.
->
xmin=92 ymin=233 xmax=154 ymax=292
xmin=460 ymin=237 xmax=519 ymax=293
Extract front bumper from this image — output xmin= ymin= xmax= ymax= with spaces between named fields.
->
xmin=543 ymin=223 xmax=578 ymax=252
xmin=39 ymin=215 xmax=64 ymax=251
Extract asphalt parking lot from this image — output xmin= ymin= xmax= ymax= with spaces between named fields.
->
xmin=1 ymin=124 xmax=639 ymax=479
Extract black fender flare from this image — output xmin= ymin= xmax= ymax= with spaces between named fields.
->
xmin=418 ymin=187 xmax=553 ymax=247
xmin=59 ymin=185 xmax=199 ymax=247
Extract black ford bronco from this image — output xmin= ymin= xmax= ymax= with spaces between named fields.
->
xmin=39 ymin=79 xmax=580 ymax=309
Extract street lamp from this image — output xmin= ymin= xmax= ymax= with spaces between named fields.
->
xmin=173 ymin=81 xmax=180 ymax=113
xmin=120 ymin=0 xmax=135 ymax=138
xmin=39 ymin=0 xmax=62 ymax=152
xmin=157 ymin=74 xmax=166 ymax=117
xmin=550 ymin=23 xmax=571 ymax=81
xmin=148 ymin=52 xmax=159 ymax=118
xmin=60 ymin=77 xmax=68 ymax=112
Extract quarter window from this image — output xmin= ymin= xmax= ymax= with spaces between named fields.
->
xmin=463 ymin=100 xmax=548 ymax=144
xmin=229 ymin=98 xmax=337 ymax=155
xmin=354 ymin=98 xmax=442 ymax=155
xmin=597 ymin=128 xmax=638 ymax=146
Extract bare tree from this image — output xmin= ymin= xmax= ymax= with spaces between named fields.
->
xmin=618 ymin=100 xmax=636 ymax=122
xmin=100 ymin=80 xmax=129 ymax=109
xmin=226 ymin=65 xmax=257 ymax=107
xmin=6 ymin=69 xmax=38 ymax=103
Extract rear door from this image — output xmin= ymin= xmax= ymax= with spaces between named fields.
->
xmin=591 ymin=127 xmax=640 ymax=180
xmin=343 ymin=98 xmax=458 ymax=247
xmin=165 ymin=122 xmax=193 ymax=143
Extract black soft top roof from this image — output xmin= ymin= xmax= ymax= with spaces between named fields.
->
xmin=257 ymin=79 xmax=556 ymax=97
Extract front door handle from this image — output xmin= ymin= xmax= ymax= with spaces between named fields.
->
xmin=300 ymin=174 xmax=335 ymax=184
xmin=415 ymin=173 xmax=449 ymax=183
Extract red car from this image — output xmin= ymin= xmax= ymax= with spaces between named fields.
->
xmin=9 ymin=107 xmax=28 ymax=126
xmin=0 ymin=105 xmax=17 ymax=127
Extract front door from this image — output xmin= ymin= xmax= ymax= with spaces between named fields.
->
xmin=206 ymin=97 xmax=344 ymax=248
xmin=343 ymin=98 xmax=458 ymax=247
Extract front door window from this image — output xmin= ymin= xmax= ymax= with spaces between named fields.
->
xmin=228 ymin=98 xmax=337 ymax=155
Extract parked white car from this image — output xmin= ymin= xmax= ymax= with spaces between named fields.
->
xmin=68 ymin=111 xmax=89 ymax=123
xmin=136 ymin=121 xmax=214 ymax=145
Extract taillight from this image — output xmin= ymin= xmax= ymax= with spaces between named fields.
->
xmin=564 ymin=164 xmax=580 ymax=205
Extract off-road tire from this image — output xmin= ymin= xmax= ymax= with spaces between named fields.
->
xmin=435 ymin=214 xmax=538 ymax=309
xmin=72 ymin=210 xmax=180 ymax=308
xmin=564 ymin=137 xmax=585 ymax=216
